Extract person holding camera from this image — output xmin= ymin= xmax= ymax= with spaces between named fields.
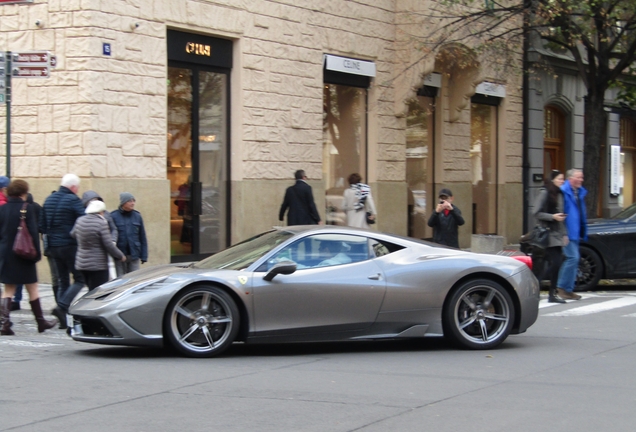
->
xmin=427 ymin=188 xmax=465 ymax=248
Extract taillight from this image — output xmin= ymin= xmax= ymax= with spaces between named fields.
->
xmin=511 ymin=255 xmax=532 ymax=270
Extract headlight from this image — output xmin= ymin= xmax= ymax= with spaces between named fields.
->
xmin=83 ymin=276 xmax=169 ymax=302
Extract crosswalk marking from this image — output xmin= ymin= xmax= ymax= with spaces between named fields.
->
xmin=543 ymin=296 xmax=636 ymax=317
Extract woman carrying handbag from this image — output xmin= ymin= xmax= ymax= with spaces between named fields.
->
xmin=533 ymin=170 xmax=568 ymax=304
xmin=0 ymin=179 xmax=57 ymax=335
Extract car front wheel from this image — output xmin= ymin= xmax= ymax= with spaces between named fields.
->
xmin=164 ymin=285 xmax=239 ymax=358
xmin=575 ymin=246 xmax=603 ymax=292
xmin=443 ymin=279 xmax=515 ymax=350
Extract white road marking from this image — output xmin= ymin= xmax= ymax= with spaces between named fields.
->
xmin=0 ymin=340 xmax=62 ymax=348
xmin=544 ymin=296 xmax=636 ymax=317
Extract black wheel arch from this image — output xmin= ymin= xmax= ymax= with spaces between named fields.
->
xmin=579 ymin=243 xmax=606 ymax=279
xmin=162 ymin=281 xmax=250 ymax=345
xmin=442 ymin=272 xmax=522 ymax=333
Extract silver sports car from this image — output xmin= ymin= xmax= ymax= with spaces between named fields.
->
xmin=70 ymin=225 xmax=540 ymax=357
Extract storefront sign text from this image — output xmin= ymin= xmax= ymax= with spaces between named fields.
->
xmin=186 ymin=43 xmax=211 ymax=57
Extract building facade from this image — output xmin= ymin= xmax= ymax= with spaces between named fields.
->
xmin=525 ymin=38 xmax=635 ymax=227
xmin=1 ymin=0 xmax=524 ymax=278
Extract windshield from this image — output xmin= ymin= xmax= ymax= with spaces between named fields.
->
xmin=193 ymin=230 xmax=294 ymax=271
xmin=611 ymin=203 xmax=636 ymax=220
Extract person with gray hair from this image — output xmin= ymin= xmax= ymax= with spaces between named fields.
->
xmin=40 ymin=173 xmax=86 ymax=329
xmin=556 ymin=168 xmax=587 ymax=300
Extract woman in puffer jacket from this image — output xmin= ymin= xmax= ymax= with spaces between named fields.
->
xmin=71 ymin=200 xmax=126 ymax=291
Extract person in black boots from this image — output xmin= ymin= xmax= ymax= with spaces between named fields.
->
xmin=0 ymin=179 xmax=57 ymax=335
xmin=533 ymin=170 xmax=568 ymax=303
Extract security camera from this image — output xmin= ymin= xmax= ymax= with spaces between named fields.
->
xmin=130 ymin=22 xmax=140 ymax=30
xmin=35 ymin=20 xmax=43 ymax=27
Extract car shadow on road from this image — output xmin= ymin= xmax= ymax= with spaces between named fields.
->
xmin=73 ymin=336 xmax=525 ymax=359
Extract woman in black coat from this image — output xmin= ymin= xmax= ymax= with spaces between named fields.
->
xmin=0 ymin=179 xmax=57 ymax=335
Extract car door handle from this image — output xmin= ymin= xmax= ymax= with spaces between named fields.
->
xmin=368 ymin=273 xmax=381 ymax=280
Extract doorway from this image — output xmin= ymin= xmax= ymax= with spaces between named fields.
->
xmin=167 ymin=31 xmax=231 ymax=262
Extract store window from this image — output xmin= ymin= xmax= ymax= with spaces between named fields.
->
xmin=406 ymin=94 xmax=435 ymax=239
xmin=619 ymin=117 xmax=636 ymax=207
xmin=470 ymin=99 xmax=498 ymax=234
xmin=323 ymin=55 xmax=374 ymax=225
xmin=167 ymin=31 xmax=231 ymax=262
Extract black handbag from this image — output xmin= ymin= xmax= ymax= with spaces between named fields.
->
xmin=520 ymin=225 xmax=550 ymax=249
xmin=366 ymin=211 xmax=376 ymax=225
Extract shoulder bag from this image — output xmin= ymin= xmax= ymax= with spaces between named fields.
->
xmin=13 ymin=203 xmax=38 ymax=260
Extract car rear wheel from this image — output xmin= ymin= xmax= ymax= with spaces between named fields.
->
xmin=164 ymin=285 xmax=239 ymax=358
xmin=575 ymin=246 xmax=603 ymax=292
xmin=443 ymin=279 xmax=515 ymax=350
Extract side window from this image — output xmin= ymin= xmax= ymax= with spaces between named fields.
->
xmin=370 ymin=239 xmax=405 ymax=257
xmin=266 ymin=234 xmax=372 ymax=270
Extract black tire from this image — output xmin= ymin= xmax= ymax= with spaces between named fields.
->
xmin=575 ymin=246 xmax=603 ymax=292
xmin=442 ymin=279 xmax=515 ymax=350
xmin=164 ymin=285 xmax=239 ymax=358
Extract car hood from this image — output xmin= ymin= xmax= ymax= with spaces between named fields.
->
xmin=75 ymin=263 xmax=245 ymax=303
xmin=586 ymin=218 xmax=624 ymax=232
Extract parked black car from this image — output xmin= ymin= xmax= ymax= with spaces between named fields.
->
xmin=576 ymin=203 xmax=636 ymax=291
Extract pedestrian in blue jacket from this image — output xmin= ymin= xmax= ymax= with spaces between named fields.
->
xmin=557 ymin=169 xmax=587 ymax=300
xmin=111 ymin=192 xmax=148 ymax=276
xmin=40 ymin=174 xmax=86 ymax=329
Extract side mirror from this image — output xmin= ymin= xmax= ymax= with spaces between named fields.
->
xmin=263 ymin=261 xmax=297 ymax=281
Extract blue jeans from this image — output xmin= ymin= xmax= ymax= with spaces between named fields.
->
xmin=13 ymin=284 xmax=23 ymax=304
xmin=557 ymin=239 xmax=580 ymax=292
xmin=48 ymin=245 xmax=86 ymax=312
xmin=115 ymin=258 xmax=141 ymax=277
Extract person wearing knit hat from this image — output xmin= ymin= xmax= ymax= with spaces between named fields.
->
xmin=71 ymin=199 xmax=126 ymax=291
xmin=111 ymin=192 xmax=148 ymax=276
xmin=119 ymin=192 xmax=135 ymax=207
xmin=81 ymin=190 xmax=118 ymax=243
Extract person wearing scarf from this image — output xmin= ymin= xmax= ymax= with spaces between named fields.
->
xmin=342 ymin=173 xmax=377 ymax=228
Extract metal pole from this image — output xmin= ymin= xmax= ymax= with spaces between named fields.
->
xmin=5 ymin=51 xmax=11 ymax=178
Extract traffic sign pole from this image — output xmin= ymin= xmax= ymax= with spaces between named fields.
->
xmin=5 ymin=51 xmax=11 ymax=178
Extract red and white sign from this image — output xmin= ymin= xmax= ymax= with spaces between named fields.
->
xmin=12 ymin=66 xmax=49 ymax=78
xmin=12 ymin=51 xmax=50 ymax=64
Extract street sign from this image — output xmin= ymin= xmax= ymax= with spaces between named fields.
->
xmin=9 ymin=51 xmax=54 ymax=78
xmin=12 ymin=66 xmax=50 ymax=78
xmin=12 ymin=51 xmax=51 ymax=64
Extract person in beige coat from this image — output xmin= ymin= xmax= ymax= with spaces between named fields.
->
xmin=342 ymin=173 xmax=377 ymax=229
xmin=71 ymin=200 xmax=126 ymax=291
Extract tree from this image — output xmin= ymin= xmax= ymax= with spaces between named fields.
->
xmin=403 ymin=0 xmax=636 ymax=216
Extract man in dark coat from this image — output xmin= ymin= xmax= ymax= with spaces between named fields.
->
xmin=279 ymin=170 xmax=321 ymax=226
xmin=427 ymin=188 xmax=465 ymax=248
xmin=111 ymin=192 xmax=148 ymax=277
xmin=40 ymin=173 xmax=86 ymax=328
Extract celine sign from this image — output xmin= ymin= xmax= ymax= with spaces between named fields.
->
xmin=475 ymin=81 xmax=506 ymax=98
xmin=324 ymin=54 xmax=376 ymax=77
xmin=186 ymin=42 xmax=211 ymax=57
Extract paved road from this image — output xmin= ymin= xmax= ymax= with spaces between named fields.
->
xmin=3 ymin=286 xmax=636 ymax=431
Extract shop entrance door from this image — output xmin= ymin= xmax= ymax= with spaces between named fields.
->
xmin=167 ymin=65 xmax=229 ymax=262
